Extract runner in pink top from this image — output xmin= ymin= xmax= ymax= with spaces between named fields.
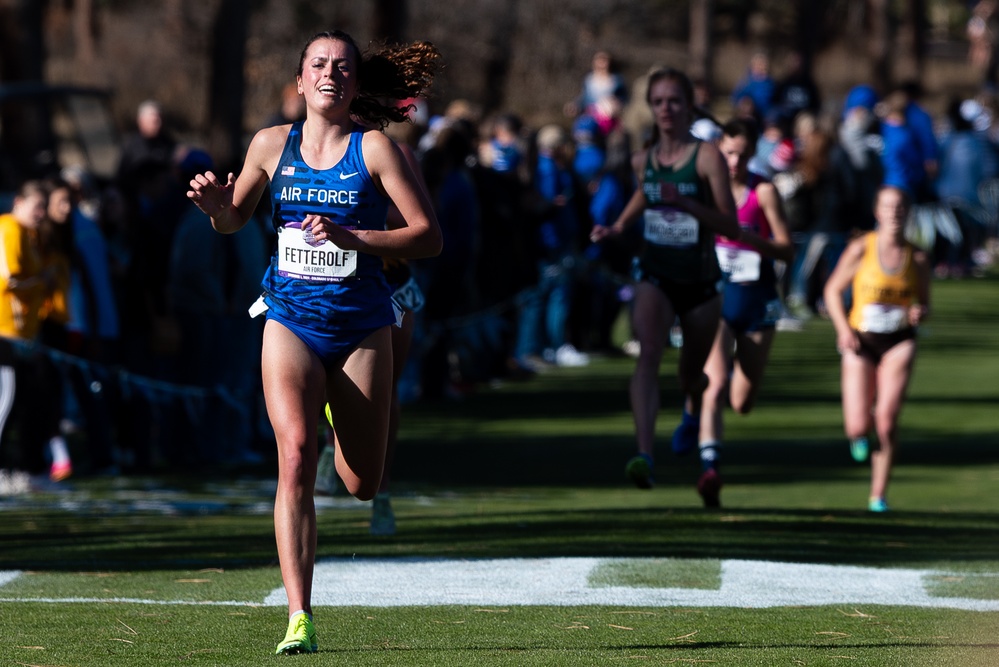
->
xmin=697 ymin=118 xmax=794 ymax=507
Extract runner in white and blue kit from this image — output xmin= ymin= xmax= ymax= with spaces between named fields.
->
xmin=187 ymin=30 xmax=441 ymax=655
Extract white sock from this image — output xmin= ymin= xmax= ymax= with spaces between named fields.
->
xmin=49 ymin=436 xmax=71 ymax=465
xmin=698 ymin=440 xmax=721 ymax=471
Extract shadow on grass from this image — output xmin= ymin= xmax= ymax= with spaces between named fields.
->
xmin=391 ymin=431 xmax=999 ymax=487
xmin=321 ymin=642 xmax=999 ymax=655
xmin=341 ymin=504 xmax=999 ymax=568
xmin=8 ymin=499 xmax=999 ymax=572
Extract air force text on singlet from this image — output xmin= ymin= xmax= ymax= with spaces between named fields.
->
xmin=278 ymin=185 xmax=360 ymax=206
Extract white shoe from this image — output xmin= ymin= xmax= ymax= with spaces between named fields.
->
xmin=776 ymin=316 xmax=805 ymax=332
xmin=669 ymin=325 xmax=684 ymax=348
xmin=554 ymin=343 xmax=589 ymax=367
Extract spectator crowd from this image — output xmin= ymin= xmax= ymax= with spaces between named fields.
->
xmin=1 ymin=46 xmax=998 ymax=489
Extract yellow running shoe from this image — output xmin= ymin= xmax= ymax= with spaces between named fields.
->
xmin=275 ymin=612 xmax=317 ymax=655
xmin=324 ymin=403 xmax=333 ymax=428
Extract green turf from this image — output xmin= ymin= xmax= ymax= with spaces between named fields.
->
xmin=1 ymin=271 xmax=998 ymax=665
xmin=1 ymin=602 xmax=997 ymax=666
xmin=589 ymin=557 xmax=722 ymax=589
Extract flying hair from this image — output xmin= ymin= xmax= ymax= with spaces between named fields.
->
xmin=298 ymin=31 xmax=442 ymax=129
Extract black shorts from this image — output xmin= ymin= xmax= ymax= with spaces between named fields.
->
xmin=633 ymin=263 xmax=719 ymax=316
xmin=856 ymin=328 xmax=916 ymax=364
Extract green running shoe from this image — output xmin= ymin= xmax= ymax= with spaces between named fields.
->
xmin=625 ymin=454 xmax=654 ymax=489
xmin=370 ymin=492 xmax=397 ymax=536
xmin=324 ymin=403 xmax=333 ymax=428
xmin=868 ymin=497 xmax=889 ymax=513
xmin=850 ymin=437 xmax=869 ymax=463
xmin=276 ymin=612 xmax=318 ymax=655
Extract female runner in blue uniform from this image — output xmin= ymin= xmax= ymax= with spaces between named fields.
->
xmin=591 ymin=68 xmax=740 ymax=491
xmin=187 ymin=30 xmax=441 ymax=655
xmin=697 ymin=119 xmax=793 ymax=506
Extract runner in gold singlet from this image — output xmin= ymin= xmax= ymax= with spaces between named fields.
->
xmin=823 ymin=186 xmax=930 ymax=513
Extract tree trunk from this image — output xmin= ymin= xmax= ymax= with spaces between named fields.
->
xmin=794 ymin=0 xmax=821 ymax=75
xmin=0 ymin=0 xmax=50 ymax=182
xmin=688 ymin=0 xmax=713 ymax=87
xmin=207 ymin=0 xmax=249 ymax=174
xmin=73 ymin=0 xmax=95 ymax=65
xmin=0 ymin=0 xmax=46 ymax=82
xmin=907 ymin=0 xmax=928 ymax=78
xmin=373 ymin=0 xmax=407 ymax=43
xmin=481 ymin=1 xmax=520 ymax=115
xmin=867 ymin=0 xmax=892 ymax=92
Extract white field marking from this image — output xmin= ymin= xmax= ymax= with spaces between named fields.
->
xmin=271 ymin=557 xmax=999 ymax=611
xmin=3 ymin=559 xmax=999 ymax=610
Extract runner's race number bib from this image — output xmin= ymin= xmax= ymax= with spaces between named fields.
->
xmin=859 ymin=303 xmax=908 ymax=333
xmin=643 ymin=207 xmax=699 ymax=247
xmin=277 ymin=223 xmax=357 ymax=282
xmin=716 ymin=246 xmax=761 ymax=283
xmin=390 ymin=276 xmax=426 ymax=313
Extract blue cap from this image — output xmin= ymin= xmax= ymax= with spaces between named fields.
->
xmin=844 ymin=85 xmax=878 ymax=115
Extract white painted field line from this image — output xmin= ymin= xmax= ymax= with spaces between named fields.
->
xmin=275 ymin=557 xmax=999 ymax=611
xmin=4 ymin=559 xmax=999 ymax=610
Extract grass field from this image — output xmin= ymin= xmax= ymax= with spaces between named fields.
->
xmin=1 ymin=272 xmax=998 ymax=666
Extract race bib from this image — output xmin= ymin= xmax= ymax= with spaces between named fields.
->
xmin=643 ymin=208 xmax=699 ymax=247
xmin=390 ymin=276 xmax=426 ymax=313
xmin=277 ymin=224 xmax=357 ymax=282
xmin=859 ymin=303 xmax=908 ymax=333
xmin=716 ymin=246 xmax=761 ymax=283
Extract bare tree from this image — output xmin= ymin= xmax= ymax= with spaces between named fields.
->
xmin=373 ymin=0 xmax=407 ymax=43
xmin=909 ymin=0 xmax=928 ymax=68
xmin=688 ymin=0 xmax=713 ymax=85
xmin=72 ymin=0 xmax=97 ymax=73
xmin=0 ymin=0 xmax=51 ymax=182
xmin=207 ymin=0 xmax=249 ymax=173
xmin=906 ymin=0 xmax=929 ymax=81
xmin=794 ymin=0 xmax=821 ymax=75
xmin=0 ymin=0 xmax=46 ymax=83
xmin=868 ymin=0 xmax=891 ymax=91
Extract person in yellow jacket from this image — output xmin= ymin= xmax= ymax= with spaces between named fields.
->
xmin=823 ymin=185 xmax=931 ymax=513
xmin=0 ymin=181 xmax=50 ymax=340
xmin=0 ymin=180 xmax=57 ymax=477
